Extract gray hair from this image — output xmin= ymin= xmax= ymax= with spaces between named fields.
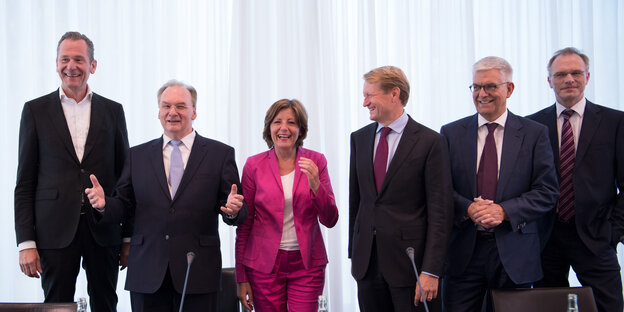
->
xmin=157 ymin=79 xmax=197 ymax=107
xmin=473 ymin=56 xmax=513 ymax=81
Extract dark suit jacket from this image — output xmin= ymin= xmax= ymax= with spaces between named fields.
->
xmin=15 ymin=89 xmax=129 ymax=249
xmin=101 ymin=133 xmax=248 ymax=294
xmin=527 ymin=101 xmax=624 ymax=254
xmin=440 ymin=111 xmax=559 ymax=284
xmin=349 ymin=116 xmax=453 ymax=287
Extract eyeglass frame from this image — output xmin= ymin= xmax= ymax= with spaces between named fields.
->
xmin=469 ymin=82 xmax=509 ymax=93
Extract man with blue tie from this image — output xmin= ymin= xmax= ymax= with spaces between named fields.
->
xmin=85 ymin=80 xmax=248 ymax=312
xmin=440 ymin=56 xmax=559 ymax=312
xmin=528 ymin=47 xmax=624 ymax=312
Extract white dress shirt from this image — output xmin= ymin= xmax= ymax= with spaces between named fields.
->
xmin=373 ymin=110 xmax=408 ymax=170
xmin=60 ymin=87 xmax=92 ymax=162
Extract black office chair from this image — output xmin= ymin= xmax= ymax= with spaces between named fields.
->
xmin=219 ymin=267 xmax=250 ymax=312
xmin=491 ymin=286 xmax=598 ymax=312
xmin=0 ymin=302 xmax=78 ymax=311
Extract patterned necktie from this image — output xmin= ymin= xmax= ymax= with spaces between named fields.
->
xmin=477 ymin=123 xmax=498 ymax=201
xmin=373 ymin=127 xmax=392 ymax=193
xmin=169 ymin=140 xmax=184 ymax=197
xmin=558 ymin=109 xmax=575 ymax=221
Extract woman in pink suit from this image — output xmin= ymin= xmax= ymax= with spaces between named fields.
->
xmin=236 ymin=99 xmax=339 ymax=312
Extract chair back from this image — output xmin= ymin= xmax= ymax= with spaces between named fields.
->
xmin=0 ymin=302 xmax=77 ymax=311
xmin=491 ymin=287 xmax=597 ymax=312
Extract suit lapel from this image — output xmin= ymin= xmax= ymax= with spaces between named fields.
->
xmin=464 ymin=115 xmax=479 ymax=196
xmin=382 ymin=118 xmax=420 ymax=193
xmin=150 ymin=137 xmax=171 ymax=199
xmin=542 ymin=105 xmax=560 ymax=171
xmin=293 ymin=148 xmax=305 ymax=197
xmin=360 ymin=124 xmax=378 ymax=195
xmin=82 ymin=93 xmax=103 ymax=161
xmin=576 ymin=101 xmax=601 ymax=165
xmin=497 ymin=112 xmax=524 ymax=201
xmin=268 ymin=149 xmax=284 ymax=193
xmin=174 ymin=134 xmax=209 ymax=201
xmin=48 ymin=90 xmax=80 ymax=164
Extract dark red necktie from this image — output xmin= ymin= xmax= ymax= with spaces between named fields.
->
xmin=558 ymin=109 xmax=575 ymax=221
xmin=373 ymin=127 xmax=392 ymax=193
xmin=477 ymin=123 xmax=498 ymax=200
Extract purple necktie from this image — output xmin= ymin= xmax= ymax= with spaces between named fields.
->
xmin=558 ymin=109 xmax=575 ymax=221
xmin=477 ymin=123 xmax=498 ymax=201
xmin=373 ymin=127 xmax=392 ymax=193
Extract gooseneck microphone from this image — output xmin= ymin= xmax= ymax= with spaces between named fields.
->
xmin=406 ymin=247 xmax=430 ymax=312
xmin=179 ymin=252 xmax=196 ymax=312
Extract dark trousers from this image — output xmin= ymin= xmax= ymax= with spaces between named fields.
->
xmin=357 ymin=238 xmax=440 ymax=312
xmin=534 ymin=218 xmax=623 ymax=312
xmin=443 ymin=233 xmax=530 ymax=312
xmin=130 ymin=267 xmax=217 ymax=312
xmin=39 ymin=214 xmax=120 ymax=312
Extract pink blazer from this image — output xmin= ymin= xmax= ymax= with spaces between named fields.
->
xmin=235 ymin=147 xmax=339 ymax=282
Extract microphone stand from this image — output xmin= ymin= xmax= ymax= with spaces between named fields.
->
xmin=179 ymin=252 xmax=196 ymax=312
xmin=406 ymin=247 xmax=430 ymax=312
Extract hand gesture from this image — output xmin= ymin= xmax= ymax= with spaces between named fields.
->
xmin=298 ymin=157 xmax=320 ymax=195
xmin=85 ymin=174 xmax=106 ymax=209
xmin=221 ymin=184 xmax=244 ymax=217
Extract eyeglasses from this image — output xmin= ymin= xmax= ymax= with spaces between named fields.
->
xmin=551 ymin=71 xmax=585 ymax=79
xmin=469 ymin=82 xmax=508 ymax=93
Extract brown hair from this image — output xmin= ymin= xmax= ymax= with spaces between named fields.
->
xmin=363 ymin=66 xmax=410 ymax=106
xmin=57 ymin=31 xmax=95 ymax=62
xmin=547 ymin=47 xmax=590 ymax=75
xmin=262 ymin=99 xmax=308 ymax=148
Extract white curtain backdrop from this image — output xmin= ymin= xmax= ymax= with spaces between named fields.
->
xmin=1 ymin=1 xmax=622 ymax=311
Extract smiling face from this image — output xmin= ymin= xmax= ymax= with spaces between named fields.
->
xmin=548 ymin=53 xmax=590 ymax=108
xmin=270 ymin=108 xmax=300 ymax=152
xmin=158 ymin=85 xmax=196 ymax=140
xmin=362 ymin=81 xmax=403 ymax=126
xmin=56 ymin=39 xmax=96 ymax=100
xmin=472 ymin=69 xmax=514 ymax=121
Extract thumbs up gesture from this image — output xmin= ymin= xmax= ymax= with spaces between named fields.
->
xmin=221 ymin=184 xmax=244 ymax=217
xmin=85 ymin=174 xmax=106 ymax=209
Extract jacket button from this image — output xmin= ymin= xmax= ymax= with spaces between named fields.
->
xmin=170 ymin=208 xmax=175 ymax=214
xmin=165 ymin=235 xmax=170 ymax=240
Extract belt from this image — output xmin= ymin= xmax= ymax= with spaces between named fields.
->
xmin=476 ymin=231 xmax=495 ymax=240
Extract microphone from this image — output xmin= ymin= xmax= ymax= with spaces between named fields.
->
xmin=179 ymin=252 xmax=195 ymax=312
xmin=406 ymin=247 xmax=430 ymax=312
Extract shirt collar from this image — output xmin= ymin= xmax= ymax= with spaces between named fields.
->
xmin=478 ymin=109 xmax=508 ymax=128
xmin=162 ymin=130 xmax=196 ymax=150
xmin=556 ymin=98 xmax=586 ymax=118
xmin=59 ymin=85 xmax=93 ymax=102
xmin=376 ymin=110 xmax=408 ymax=134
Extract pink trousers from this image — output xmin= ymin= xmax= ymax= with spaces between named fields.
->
xmin=246 ymin=249 xmax=326 ymax=312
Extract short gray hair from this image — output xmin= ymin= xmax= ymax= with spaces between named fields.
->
xmin=473 ymin=56 xmax=513 ymax=81
xmin=157 ymin=79 xmax=197 ymax=107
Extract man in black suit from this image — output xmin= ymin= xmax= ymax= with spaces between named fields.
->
xmin=349 ymin=66 xmax=453 ymax=312
xmin=14 ymin=31 xmax=129 ymax=311
xmin=441 ymin=56 xmax=559 ymax=312
xmin=528 ymin=47 xmax=624 ymax=312
xmin=86 ymin=80 xmax=248 ymax=312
